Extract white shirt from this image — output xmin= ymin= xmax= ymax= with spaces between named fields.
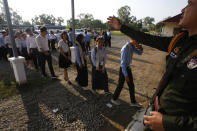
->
xmin=36 ymin=34 xmax=49 ymax=52
xmin=5 ymin=35 xmax=12 ymax=48
xmin=26 ymin=35 xmax=38 ymax=53
xmin=55 ymin=33 xmax=61 ymax=42
xmin=15 ymin=38 xmax=22 ymax=48
xmin=50 ymin=34 xmax=56 ymax=40
xmin=58 ymin=39 xmax=69 ymax=53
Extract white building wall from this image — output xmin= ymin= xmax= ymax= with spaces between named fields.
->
xmin=161 ymin=23 xmax=180 ymax=37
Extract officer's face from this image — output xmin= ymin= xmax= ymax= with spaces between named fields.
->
xmin=179 ymin=0 xmax=197 ymax=29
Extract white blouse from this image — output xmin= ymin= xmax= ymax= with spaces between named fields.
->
xmin=58 ymin=39 xmax=69 ymax=53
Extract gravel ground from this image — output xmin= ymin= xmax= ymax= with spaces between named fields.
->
xmin=0 ymin=36 xmax=167 ymax=131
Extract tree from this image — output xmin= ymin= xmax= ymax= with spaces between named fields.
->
xmin=0 ymin=13 xmax=6 ymax=25
xmin=78 ymin=13 xmax=94 ymax=21
xmin=67 ymin=19 xmax=81 ymax=29
xmin=90 ymin=19 xmax=106 ymax=29
xmin=154 ymin=23 xmax=163 ymax=33
xmin=136 ymin=19 xmax=143 ymax=29
xmin=57 ymin=17 xmax=64 ymax=26
xmin=31 ymin=16 xmax=41 ymax=25
xmin=78 ymin=13 xmax=94 ymax=28
xmin=143 ymin=17 xmax=155 ymax=26
xmin=31 ymin=14 xmax=56 ymax=25
xmin=23 ymin=21 xmax=31 ymax=26
xmin=117 ymin=5 xmax=132 ymax=24
xmin=11 ymin=10 xmax=23 ymax=25
xmin=0 ymin=3 xmax=23 ymax=25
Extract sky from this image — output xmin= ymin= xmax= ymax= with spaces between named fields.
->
xmin=5 ymin=0 xmax=188 ymax=24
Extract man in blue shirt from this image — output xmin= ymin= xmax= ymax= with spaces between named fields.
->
xmin=68 ymin=28 xmax=73 ymax=46
xmin=84 ymin=31 xmax=91 ymax=53
xmin=0 ymin=31 xmax=8 ymax=61
xmin=111 ymin=40 xmax=143 ymax=107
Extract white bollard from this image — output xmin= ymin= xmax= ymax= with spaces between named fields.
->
xmin=8 ymin=56 xmax=27 ymax=84
xmin=70 ymin=46 xmax=76 ymax=63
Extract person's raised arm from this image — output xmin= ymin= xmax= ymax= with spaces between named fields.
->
xmin=108 ymin=16 xmax=173 ymax=52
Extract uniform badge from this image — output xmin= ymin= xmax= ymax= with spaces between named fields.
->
xmin=170 ymin=47 xmax=180 ymax=58
xmin=174 ymin=47 xmax=180 ymax=54
xmin=170 ymin=52 xmax=178 ymax=58
xmin=187 ymin=56 xmax=197 ymax=69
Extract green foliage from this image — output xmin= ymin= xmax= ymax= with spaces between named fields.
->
xmin=67 ymin=13 xmax=108 ymax=29
xmin=143 ymin=17 xmax=155 ymax=26
xmin=0 ymin=4 xmax=24 ymax=25
xmin=0 ymin=73 xmax=53 ymax=100
xmin=67 ymin=19 xmax=81 ymax=29
xmin=23 ymin=21 xmax=31 ymax=26
xmin=56 ymin=17 xmax=64 ymax=26
xmin=116 ymin=6 xmax=162 ymax=33
xmin=117 ymin=5 xmax=132 ymax=24
xmin=31 ymin=14 xmax=56 ymax=25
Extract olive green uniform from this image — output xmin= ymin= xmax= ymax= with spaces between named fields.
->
xmin=120 ymin=25 xmax=197 ymax=131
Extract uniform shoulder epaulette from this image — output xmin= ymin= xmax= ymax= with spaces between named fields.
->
xmin=168 ymin=32 xmax=185 ymax=55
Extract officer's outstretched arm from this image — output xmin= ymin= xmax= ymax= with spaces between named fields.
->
xmin=121 ymin=25 xmax=173 ymax=52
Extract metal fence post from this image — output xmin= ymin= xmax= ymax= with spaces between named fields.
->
xmin=71 ymin=0 xmax=76 ymax=45
xmin=3 ymin=0 xmax=18 ymax=58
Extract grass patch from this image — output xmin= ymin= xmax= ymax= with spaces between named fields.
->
xmin=0 ymin=67 xmax=55 ymax=100
xmin=0 ymin=76 xmax=53 ymax=99
xmin=111 ymin=31 xmax=125 ymax=36
xmin=0 ymin=80 xmax=18 ymax=99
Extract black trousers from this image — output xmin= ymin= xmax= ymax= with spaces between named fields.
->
xmin=40 ymin=52 xmax=55 ymax=76
xmin=30 ymin=48 xmax=40 ymax=70
xmin=50 ymin=39 xmax=56 ymax=50
xmin=113 ymin=67 xmax=136 ymax=103
xmin=85 ymin=42 xmax=90 ymax=52
xmin=0 ymin=47 xmax=7 ymax=60
xmin=8 ymin=48 xmax=13 ymax=57
xmin=108 ymin=37 xmax=111 ymax=47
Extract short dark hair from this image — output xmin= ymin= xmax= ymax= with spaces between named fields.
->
xmin=76 ymin=34 xmax=84 ymax=43
xmin=40 ymin=26 xmax=47 ymax=32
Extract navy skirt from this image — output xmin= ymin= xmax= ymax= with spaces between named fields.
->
xmin=59 ymin=52 xmax=71 ymax=68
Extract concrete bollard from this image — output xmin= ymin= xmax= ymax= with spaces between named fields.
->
xmin=70 ymin=46 xmax=76 ymax=63
xmin=8 ymin=56 xmax=27 ymax=84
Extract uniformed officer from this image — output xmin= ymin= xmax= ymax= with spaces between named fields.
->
xmin=108 ymin=0 xmax=197 ymax=130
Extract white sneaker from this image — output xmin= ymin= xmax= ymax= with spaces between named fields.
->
xmin=111 ymin=99 xmax=121 ymax=106
xmin=130 ymin=102 xmax=142 ymax=107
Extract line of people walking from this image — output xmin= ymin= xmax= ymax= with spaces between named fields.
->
xmin=0 ymin=26 xmax=143 ymax=107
